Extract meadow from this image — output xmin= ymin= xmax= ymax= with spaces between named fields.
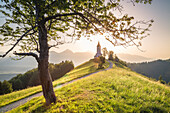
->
xmin=0 ymin=59 xmax=109 ymax=108
xmin=7 ymin=62 xmax=170 ymax=113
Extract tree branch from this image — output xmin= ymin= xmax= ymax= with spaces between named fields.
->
xmin=13 ymin=51 xmax=39 ymax=63
xmin=45 ymin=13 xmax=79 ymax=22
xmin=0 ymin=25 xmax=37 ymax=58
xmin=48 ymin=42 xmax=64 ymax=50
xmin=70 ymin=9 xmax=104 ymax=35
xmin=30 ymin=35 xmax=39 ymax=53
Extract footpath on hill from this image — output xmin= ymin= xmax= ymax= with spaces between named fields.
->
xmin=7 ymin=61 xmax=170 ymax=112
xmin=0 ymin=60 xmax=113 ymax=113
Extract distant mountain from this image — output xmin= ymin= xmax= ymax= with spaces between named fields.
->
xmin=0 ymin=50 xmax=93 ymax=74
xmin=128 ymin=59 xmax=170 ymax=83
xmin=0 ymin=57 xmax=37 ymax=74
xmin=117 ymin=53 xmax=154 ymax=63
xmin=49 ymin=49 xmax=93 ymax=66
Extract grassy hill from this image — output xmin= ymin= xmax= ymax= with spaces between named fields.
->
xmin=128 ymin=59 xmax=170 ymax=83
xmin=7 ymin=61 xmax=170 ymax=113
xmin=0 ymin=59 xmax=109 ymax=108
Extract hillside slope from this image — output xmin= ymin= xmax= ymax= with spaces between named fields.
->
xmin=0 ymin=59 xmax=109 ymax=109
xmin=128 ymin=59 xmax=170 ymax=83
xmin=9 ymin=62 xmax=170 ymax=113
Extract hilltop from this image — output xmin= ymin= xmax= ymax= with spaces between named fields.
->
xmin=0 ymin=49 xmax=155 ymax=74
xmin=6 ymin=60 xmax=170 ymax=113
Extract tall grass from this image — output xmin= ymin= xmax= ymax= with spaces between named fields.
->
xmin=8 ymin=63 xmax=170 ymax=113
xmin=0 ymin=59 xmax=109 ymax=108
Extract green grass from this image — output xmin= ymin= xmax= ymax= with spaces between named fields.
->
xmin=0 ymin=86 xmax=42 ymax=108
xmin=8 ymin=62 xmax=170 ymax=113
xmin=0 ymin=59 xmax=109 ymax=108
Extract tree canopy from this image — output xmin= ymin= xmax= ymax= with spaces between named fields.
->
xmin=0 ymin=0 xmax=153 ymax=58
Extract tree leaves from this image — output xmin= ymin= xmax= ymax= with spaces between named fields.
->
xmin=0 ymin=0 xmax=153 ymax=54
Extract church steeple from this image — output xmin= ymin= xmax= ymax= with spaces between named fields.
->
xmin=97 ymin=41 xmax=101 ymax=47
xmin=94 ymin=41 xmax=102 ymax=58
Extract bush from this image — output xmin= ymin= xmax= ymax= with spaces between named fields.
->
xmin=119 ymin=59 xmax=127 ymax=67
xmin=12 ymin=79 xmax=23 ymax=90
xmin=9 ymin=61 xmax=74 ymax=91
xmin=108 ymin=51 xmax=114 ymax=61
xmin=168 ymin=82 xmax=170 ymax=86
xmin=94 ymin=56 xmax=105 ymax=69
xmin=160 ymin=80 xmax=166 ymax=84
xmin=0 ymin=81 xmax=2 ymax=94
xmin=115 ymin=55 xmax=119 ymax=62
xmin=0 ymin=80 xmax=13 ymax=95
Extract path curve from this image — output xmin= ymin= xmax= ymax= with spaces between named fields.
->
xmin=0 ymin=60 xmax=113 ymax=113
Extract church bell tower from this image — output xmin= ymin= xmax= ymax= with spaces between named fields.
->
xmin=94 ymin=42 xmax=102 ymax=58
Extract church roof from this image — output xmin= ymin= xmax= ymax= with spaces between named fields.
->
xmin=97 ymin=41 xmax=101 ymax=47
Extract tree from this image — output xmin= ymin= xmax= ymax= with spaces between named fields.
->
xmin=102 ymin=47 xmax=108 ymax=58
xmin=115 ymin=54 xmax=119 ymax=62
xmin=1 ymin=80 xmax=13 ymax=95
xmin=159 ymin=75 xmax=162 ymax=81
xmin=0 ymin=0 xmax=153 ymax=105
xmin=12 ymin=79 xmax=23 ymax=90
xmin=108 ymin=51 xmax=114 ymax=61
xmin=99 ymin=56 xmax=105 ymax=69
xmin=168 ymin=82 xmax=170 ymax=86
xmin=158 ymin=75 xmax=166 ymax=84
xmin=0 ymin=81 xmax=2 ymax=94
xmin=94 ymin=56 xmax=105 ymax=69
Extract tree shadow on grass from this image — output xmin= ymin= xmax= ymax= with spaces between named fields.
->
xmin=31 ymin=99 xmax=64 ymax=113
xmin=139 ymin=105 xmax=168 ymax=113
xmin=31 ymin=102 xmax=56 ymax=113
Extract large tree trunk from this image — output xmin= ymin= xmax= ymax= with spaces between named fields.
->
xmin=38 ymin=21 xmax=56 ymax=105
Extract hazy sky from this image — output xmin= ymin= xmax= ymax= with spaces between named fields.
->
xmin=51 ymin=0 xmax=170 ymax=60
xmin=0 ymin=0 xmax=170 ymax=59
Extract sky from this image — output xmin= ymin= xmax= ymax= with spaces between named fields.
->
xmin=0 ymin=0 xmax=170 ymax=60
xmin=51 ymin=0 xmax=170 ymax=60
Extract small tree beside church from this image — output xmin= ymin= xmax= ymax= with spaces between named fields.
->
xmin=115 ymin=54 xmax=119 ymax=62
xmin=108 ymin=51 xmax=114 ymax=61
xmin=94 ymin=56 xmax=105 ymax=69
xmin=102 ymin=47 xmax=108 ymax=58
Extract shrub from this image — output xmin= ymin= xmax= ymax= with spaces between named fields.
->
xmin=108 ymin=51 xmax=114 ymax=61
xmin=9 ymin=61 xmax=74 ymax=91
xmin=0 ymin=80 xmax=13 ymax=95
xmin=160 ymin=80 xmax=166 ymax=84
xmin=168 ymin=82 xmax=170 ymax=86
xmin=94 ymin=56 xmax=105 ymax=69
xmin=115 ymin=55 xmax=119 ymax=62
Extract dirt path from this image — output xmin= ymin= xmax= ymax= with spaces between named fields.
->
xmin=0 ymin=60 xmax=113 ymax=113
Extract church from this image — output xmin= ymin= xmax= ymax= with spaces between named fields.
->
xmin=94 ymin=42 xmax=102 ymax=58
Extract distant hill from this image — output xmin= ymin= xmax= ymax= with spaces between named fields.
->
xmin=0 ymin=56 xmax=37 ymax=74
xmin=0 ymin=50 xmax=93 ymax=74
xmin=128 ymin=59 xmax=170 ymax=83
xmin=0 ymin=51 xmax=156 ymax=74
xmin=49 ymin=49 xmax=94 ymax=66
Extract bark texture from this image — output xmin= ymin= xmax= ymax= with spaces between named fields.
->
xmin=38 ymin=21 xmax=56 ymax=105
